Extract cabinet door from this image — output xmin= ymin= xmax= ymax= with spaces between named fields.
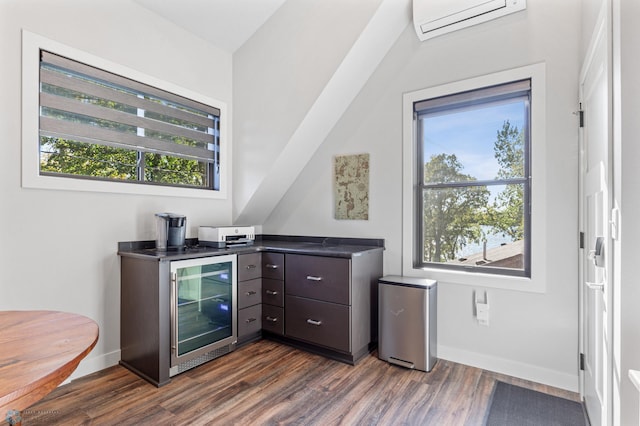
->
xmin=262 ymin=252 xmax=284 ymax=280
xmin=238 ymin=304 xmax=262 ymax=337
xmin=262 ymin=304 xmax=284 ymax=335
xmin=262 ymin=278 xmax=284 ymax=307
xmin=238 ymin=278 xmax=262 ymax=309
xmin=285 ymin=254 xmax=350 ymax=305
xmin=238 ymin=253 xmax=262 ymax=281
xmin=286 ymin=295 xmax=350 ymax=352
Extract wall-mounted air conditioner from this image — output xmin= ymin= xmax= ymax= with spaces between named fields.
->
xmin=413 ymin=0 xmax=526 ymax=41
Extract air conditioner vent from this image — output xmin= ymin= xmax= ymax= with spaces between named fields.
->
xmin=413 ymin=0 xmax=526 ymax=41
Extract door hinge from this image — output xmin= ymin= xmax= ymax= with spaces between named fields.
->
xmin=579 ymin=231 xmax=584 ymax=249
xmin=579 ymin=353 xmax=585 ymax=371
xmin=575 ymin=103 xmax=584 ymax=128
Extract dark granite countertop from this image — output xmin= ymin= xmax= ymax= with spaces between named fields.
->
xmin=118 ymin=234 xmax=384 ymax=261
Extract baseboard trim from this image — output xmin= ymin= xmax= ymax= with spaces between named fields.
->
xmin=63 ymin=349 xmax=121 ymax=384
xmin=438 ymin=344 xmax=579 ymax=392
xmin=58 ymin=345 xmax=579 ymax=393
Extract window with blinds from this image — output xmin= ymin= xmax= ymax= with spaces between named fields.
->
xmin=38 ymin=50 xmax=220 ymax=190
xmin=414 ymin=79 xmax=531 ymax=277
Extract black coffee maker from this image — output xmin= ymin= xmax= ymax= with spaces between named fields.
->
xmin=155 ymin=213 xmax=186 ymax=250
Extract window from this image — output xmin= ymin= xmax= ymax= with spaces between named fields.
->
xmin=22 ymin=31 xmax=228 ymax=198
xmin=413 ymin=80 xmax=531 ymax=277
xmin=38 ymin=51 xmax=220 ymax=190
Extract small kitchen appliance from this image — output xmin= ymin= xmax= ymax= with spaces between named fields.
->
xmin=198 ymin=226 xmax=255 ymax=248
xmin=169 ymin=254 xmax=237 ymax=377
xmin=155 ymin=213 xmax=187 ymax=250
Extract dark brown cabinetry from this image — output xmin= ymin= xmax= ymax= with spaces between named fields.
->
xmin=119 ymin=236 xmax=384 ymax=385
xmin=237 ymin=253 xmax=262 ymax=344
xmin=262 ymin=252 xmax=284 ymax=280
xmin=236 ymin=250 xmax=382 ymax=364
xmin=280 ymin=251 xmax=382 ymax=364
xmin=285 ymin=295 xmax=350 ymax=352
xmin=261 ymin=252 xmax=285 ymax=335
xmin=285 ymin=255 xmax=350 ymax=304
xmin=120 ymin=256 xmax=170 ymax=387
xmin=237 ymin=252 xmax=286 ymax=342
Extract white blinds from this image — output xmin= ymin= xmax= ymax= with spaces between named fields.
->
xmin=414 ymin=79 xmax=531 ymax=115
xmin=39 ymin=50 xmax=220 ymax=164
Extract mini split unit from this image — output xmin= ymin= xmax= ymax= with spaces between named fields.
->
xmin=413 ymin=0 xmax=527 ymax=41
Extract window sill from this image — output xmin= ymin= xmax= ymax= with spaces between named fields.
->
xmin=22 ymin=173 xmax=227 ymax=200
xmin=405 ymin=266 xmax=545 ymax=293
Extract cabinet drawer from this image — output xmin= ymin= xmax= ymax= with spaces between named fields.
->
xmin=238 ymin=279 xmax=262 ymax=309
xmin=285 ymin=295 xmax=350 ymax=352
xmin=262 ymin=304 xmax=284 ymax=335
xmin=262 ymin=279 xmax=284 ymax=307
xmin=262 ymin=252 xmax=284 ymax=280
xmin=238 ymin=304 xmax=262 ymax=337
xmin=285 ymin=254 xmax=350 ymax=305
xmin=238 ymin=253 xmax=262 ymax=282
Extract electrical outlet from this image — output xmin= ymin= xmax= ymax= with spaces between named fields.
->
xmin=475 ymin=290 xmax=489 ymax=326
xmin=476 ymin=302 xmax=490 ymax=326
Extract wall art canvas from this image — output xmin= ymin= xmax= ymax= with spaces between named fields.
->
xmin=334 ymin=153 xmax=369 ymax=220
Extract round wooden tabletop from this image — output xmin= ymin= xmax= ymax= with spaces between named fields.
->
xmin=0 ymin=310 xmax=99 ymax=422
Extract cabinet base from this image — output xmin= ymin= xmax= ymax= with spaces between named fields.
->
xmin=119 ymin=361 xmax=170 ymax=388
xmin=237 ymin=331 xmax=262 ymax=347
xmin=262 ymin=332 xmax=372 ymax=365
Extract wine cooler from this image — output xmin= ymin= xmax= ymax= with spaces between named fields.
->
xmin=170 ymin=254 xmax=237 ymax=376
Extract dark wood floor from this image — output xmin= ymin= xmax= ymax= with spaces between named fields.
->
xmin=15 ymin=339 xmax=580 ymax=425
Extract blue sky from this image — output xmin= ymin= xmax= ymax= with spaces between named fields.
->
xmin=421 ymin=99 xmax=526 ymax=181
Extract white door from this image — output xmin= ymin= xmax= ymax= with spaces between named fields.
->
xmin=579 ymin=8 xmax=612 ymax=425
xmin=582 ymin=163 xmax=609 ymax=426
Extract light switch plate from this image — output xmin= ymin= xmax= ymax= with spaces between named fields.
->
xmin=476 ymin=302 xmax=490 ymax=326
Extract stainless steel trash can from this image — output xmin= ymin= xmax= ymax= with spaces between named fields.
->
xmin=378 ymin=275 xmax=437 ymax=372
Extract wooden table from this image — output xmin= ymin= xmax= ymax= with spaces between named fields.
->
xmin=0 ymin=311 xmax=99 ymax=425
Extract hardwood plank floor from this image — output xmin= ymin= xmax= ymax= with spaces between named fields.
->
xmin=14 ymin=340 xmax=580 ymax=425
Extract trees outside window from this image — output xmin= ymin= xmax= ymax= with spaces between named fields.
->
xmin=415 ymin=80 xmax=531 ymax=277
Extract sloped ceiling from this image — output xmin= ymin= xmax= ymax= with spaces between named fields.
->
xmin=137 ymin=0 xmax=412 ymax=226
xmin=232 ymin=0 xmax=412 ymax=225
xmin=134 ymin=0 xmax=286 ymax=53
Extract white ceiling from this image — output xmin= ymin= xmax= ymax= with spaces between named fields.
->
xmin=134 ymin=0 xmax=287 ymax=53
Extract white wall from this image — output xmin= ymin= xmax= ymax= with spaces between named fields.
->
xmin=0 ymin=0 xmax=233 ymax=378
xmin=262 ymin=1 xmax=582 ymax=390
xmin=232 ymin=0 xmax=384 ymax=221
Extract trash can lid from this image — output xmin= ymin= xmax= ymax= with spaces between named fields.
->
xmin=379 ymin=275 xmax=437 ymax=289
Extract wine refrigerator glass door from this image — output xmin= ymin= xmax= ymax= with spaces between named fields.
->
xmin=170 ymin=254 xmax=237 ymax=372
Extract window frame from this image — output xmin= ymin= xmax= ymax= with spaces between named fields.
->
xmin=22 ymin=30 xmax=229 ymax=199
xmin=402 ymin=64 xmax=547 ymax=293
xmin=414 ymin=80 xmax=532 ymax=278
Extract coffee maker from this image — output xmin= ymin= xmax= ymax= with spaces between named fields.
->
xmin=155 ymin=213 xmax=187 ymax=250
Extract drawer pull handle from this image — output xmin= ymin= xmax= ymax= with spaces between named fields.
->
xmin=306 ymin=275 xmax=323 ymax=282
xmin=266 ymin=316 xmax=278 ymax=322
xmin=265 ymin=290 xmax=279 ymax=295
xmin=266 ymin=264 xmax=279 ymax=269
xmin=306 ymin=319 xmax=322 ymax=326
xmin=246 ymin=317 xmax=257 ymax=323
xmin=246 ymin=264 xmax=257 ymax=270
xmin=245 ymin=291 xmax=257 ymax=296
